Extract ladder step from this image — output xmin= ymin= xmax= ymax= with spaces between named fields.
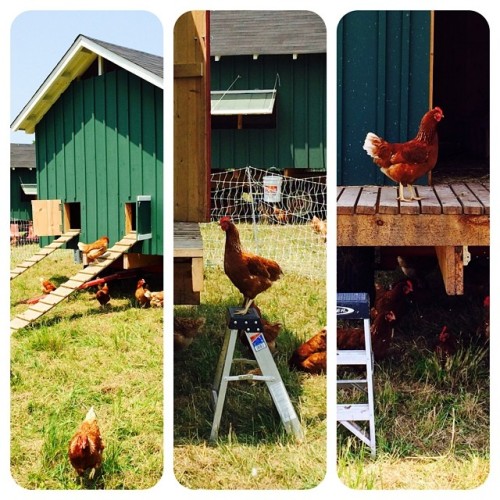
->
xmin=337 ymin=349 xmax=371 ymax=365
xmin=337 ymin=379 xmax=367 ymax=386
xmin=337 ymin=403 xmax=372 ymax=420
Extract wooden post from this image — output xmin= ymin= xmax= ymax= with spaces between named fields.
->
xmin=435 ymin=246 xmax=464 ymax=295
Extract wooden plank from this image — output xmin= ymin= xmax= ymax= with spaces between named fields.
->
xmin=174 ymin=222 xmax=204 ymax=257
xmin=174 ymin=62 xmax=204 ymax=78
xmin=435 ymin=246 xmax=464 ymax=295
xmin=449 ymin=183 xmax=484 ymax=215
xmin=337 ymin=186 xmax=361 ymax=215
xmin=466 ymin=182 xmax=490 ymax=214
xmin=192 ymin=257 xmax=204 ymax=292
xmin=356 ymin=186 xmax=379 ymax=215
xmin=414 ymin=185 xmax=442 ymax=214
xmin=337 ymin=213 xmax=489 ymax=246
xmin=433 ymin=184 xmax=463 ymax=214
xmin=399 ymin=197 xmax=420 ymax=215
xmin=378 ymin=186 xmax=399 ymax=214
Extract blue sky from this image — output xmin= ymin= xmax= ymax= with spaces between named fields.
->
xmin=10 ymin=10 xmax=163 ymax=144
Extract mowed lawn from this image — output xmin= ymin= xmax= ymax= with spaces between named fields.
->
xmin=10 ymin=248 xmax=163 ymax=490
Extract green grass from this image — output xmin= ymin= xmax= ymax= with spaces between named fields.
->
xmin=173 ymin=265 xmax=327 ymax=489
xmin=10 ymin=248 xmax=163 ymax=490
xmin=337 ymin=265 xmax=490 ymax=489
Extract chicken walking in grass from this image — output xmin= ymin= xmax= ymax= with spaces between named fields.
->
xmin=174 ymin=316 xmax=206 ymax=351
xmin=219 ymin=216 xmax=283 ymax=315
xmin=40 ymin=278 xmax=57 ymax=294
xmin=435 ymin=325 xmax=457 ymax=367
xmin=363 ymin=107 xmax=444 ymax=201
xmin=68 ymin=407 xmax=104 ymax=479
xmin=78 ymin=236 xmax=109 ymax=263
xmin=289 ymin=327 xmax=326 ymax=374
xmin=135 ymin=278 xmax=151 ymax=308
xmin=95 ymin=282 xmax=110 ymax=308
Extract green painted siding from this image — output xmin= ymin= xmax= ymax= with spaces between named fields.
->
xmin=337 ymin=11 xmax=431 ymax=185
xmin=211 ymin=53 xmax=326 ymax=171
xmin=10 ymin=169 xmax=36 ymax=220
xmin=36 ymin=69 xmax=163 ymax=254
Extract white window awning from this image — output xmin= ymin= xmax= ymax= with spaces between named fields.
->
xmin=211 ymin=89 xmax=277 ymax=116
xmin=21 ymin=183 xmax=37 ymax=196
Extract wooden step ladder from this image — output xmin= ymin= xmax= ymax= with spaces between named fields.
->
xmin=210 ymin=307 xmax=304 ymax=442
xmin=10 ymin=232 xmax=137 ymax=334
xmin=10 ymin=230 xmax=81 ymax=280
xmin=337 ymin=292 xmax=376 ymax=457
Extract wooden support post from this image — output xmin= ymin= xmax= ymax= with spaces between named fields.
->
xmin=435 ymin=246 xmax=464 ymax=295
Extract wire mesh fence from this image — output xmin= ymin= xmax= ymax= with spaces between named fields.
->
xmin=202 ymin=166 xmax=327 ymax=280
xmin=10 ymin=219 xmax=39 ymax=266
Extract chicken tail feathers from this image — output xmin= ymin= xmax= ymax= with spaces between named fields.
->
xmin=363 ymin=132 xmax=381 ymax=158
xmin=85 ymin=407 xmax=97 ymax=422
xmin=77 ymin=242 xmax=87 ymax=252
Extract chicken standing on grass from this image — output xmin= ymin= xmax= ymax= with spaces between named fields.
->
xmin=135 ymin=278 xmax=151 ymax=308
xmin=435 ymin=325 xmax=457 ymax=367
xmin=40 ymin=278 xmax=57 ymax=294
xmin=363 ymin=107 xmax=444 ymax=201
xmin=219 ymin=216 xmax=283 ymax=315
xmin=174 ymin=316 xmax=206 ymax=351
xmin=68 ymin=407 xmax=104 ymax=479
xmin=95 ymin=282 xmax=110 ymax=307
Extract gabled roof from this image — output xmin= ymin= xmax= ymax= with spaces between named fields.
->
xmin=11 ymin=35 xmax=163 ymax=134
xmin=11 ymin=143 xmax=35 ymax=169
xmin=210 ymin=10 xmax=326 ymax=57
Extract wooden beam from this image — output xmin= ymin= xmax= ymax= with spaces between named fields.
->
xmin=435 ymin=246 xmax=464 ymax=295
xmin=337 ymin=214 xmax=489 ymax=247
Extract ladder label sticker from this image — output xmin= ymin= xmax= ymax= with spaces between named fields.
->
xmin=337 ymin=306 xmax=355 ymax=315
xmin=250 ymin=333 xmax=267 ymax=352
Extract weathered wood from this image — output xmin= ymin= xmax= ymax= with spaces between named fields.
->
xmin=174 ymin=222 xmax=204 ymax=257
xmin=191 ymin=257 xmax=204 ymax=292
xmin=435 ymin=246 xmax=464 ymax=295
xmin=337 ymin=213 xmax=489 ymax=246
xmin=336 ymin=182 xmax=489 ymax=296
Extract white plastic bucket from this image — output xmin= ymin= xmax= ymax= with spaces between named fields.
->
xmin=263 ymin=175 xmax=283 ymax=203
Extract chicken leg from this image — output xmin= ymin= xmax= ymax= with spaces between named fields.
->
xmin=235 ymin=297 xmax=253 ymax=315
xmin=398 ymin=183 xmax=422 ymax=202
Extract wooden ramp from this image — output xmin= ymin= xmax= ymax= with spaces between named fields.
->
xmin=10 ymin=230 xmax=81 ymax=281
xmin=10 ymin=232 xmax=137 ymax=334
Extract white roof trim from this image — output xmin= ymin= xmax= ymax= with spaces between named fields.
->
xmin=11 ymin=35 xmax=163 ymax=134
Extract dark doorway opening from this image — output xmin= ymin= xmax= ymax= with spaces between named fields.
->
xmin=432 ymin=10 xmax=489 ymax=183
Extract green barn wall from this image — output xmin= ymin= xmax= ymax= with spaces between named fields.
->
xmin=337 ymin=10 xmax=431 ymax=186
xmin=211 ymin=53 xmax=326 ymax=171
xmin=10 ymin=169 xmax=36 ymax=220
xmin=36 ymin=69 xmax=163 ymax=255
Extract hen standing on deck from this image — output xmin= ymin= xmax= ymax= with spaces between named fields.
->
xmin=219 ymin=216 xmax=283 ymax=315
xmin=363 ymin=107 xmax=444 ymax=202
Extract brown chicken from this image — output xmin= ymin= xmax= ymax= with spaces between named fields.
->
xmin=371 ymin=279 xmax=413 ymax=321
xmin=95 ymin=282 xmax=110 ymax=307
xmin=174 ymin=316 xmax=206 ymax=351
xmin=78 ymin=236 xmax=109 ymax=262
xmin=145 ymin=289 xmax=164 ymax=308
xmin=219 ymin=216 xmax=283 ymax=315
xmin=289 ymin=327 xmax=326 ymax=374
xmin=363 ymin=107 xmax=444 ymax=201
xmin=311 ymin=216 xmax=327 ymax=242
xmin=68 ymin=407 xmax=104 ymax=479
xmin=40 ymin=278 xmax=57 ymax=294
xmin=435 ymin=325 xmax=457 ymax=367
xmin=135 ymin=278 xmax=151 ymax=307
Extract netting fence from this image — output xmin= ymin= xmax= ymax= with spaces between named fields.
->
xmin=10 ymin=218 xmax=39 ymax=266
xmin=201 ymin=166 xmax=327 ymax=280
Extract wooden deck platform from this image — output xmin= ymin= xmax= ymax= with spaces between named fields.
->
xmin=174 ymin=222 xmax=204 ymax=304
xmin=337 ymin=182 xmax=490 ymax=294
